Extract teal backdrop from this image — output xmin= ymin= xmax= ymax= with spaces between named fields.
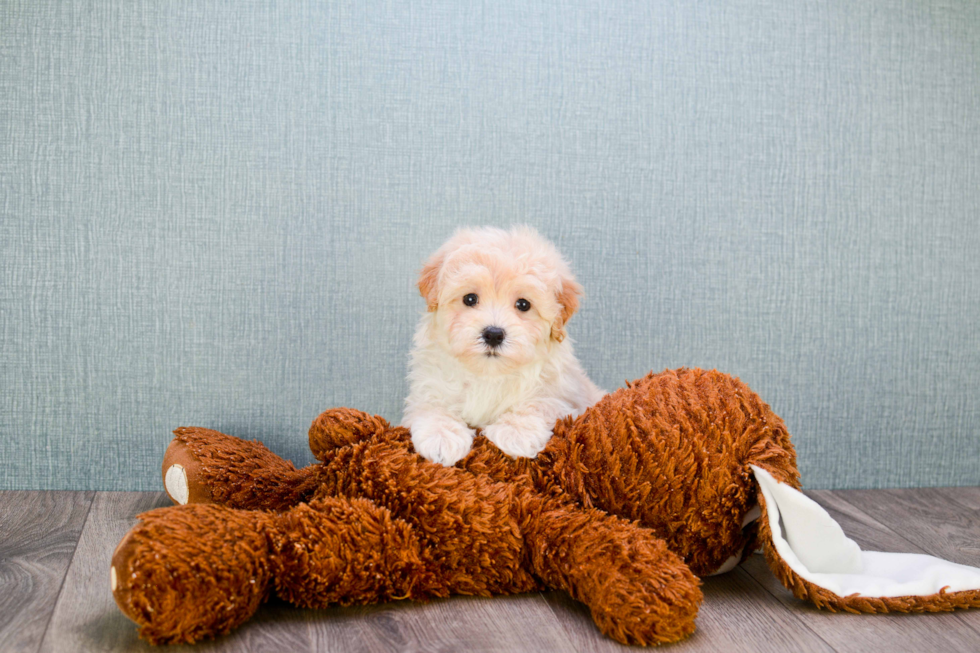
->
xmin=2 ymin=1 xmax=979 ymax=490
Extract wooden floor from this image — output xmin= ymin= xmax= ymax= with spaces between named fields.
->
xmin=1 ymin=488 xmax=978 ymax=653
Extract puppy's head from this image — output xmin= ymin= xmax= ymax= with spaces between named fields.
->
xmin=418 ymin=226 xmax=582 ymax=374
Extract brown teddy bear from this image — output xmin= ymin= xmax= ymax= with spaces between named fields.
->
xmin=110 ymin=368 xmax=980 ymax=646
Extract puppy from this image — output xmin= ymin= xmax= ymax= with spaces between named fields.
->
xmin=402 ymin=226 xmax=605 ymax=466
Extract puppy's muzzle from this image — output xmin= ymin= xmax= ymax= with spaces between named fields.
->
xmin=481 ymin=326 xmax=506 ymax=349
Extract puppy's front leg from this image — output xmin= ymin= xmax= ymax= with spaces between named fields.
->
xmin=484 ymin=398 xmax=575 ymax=460
xmin=404 ymin=408 xmax=476 ymax=466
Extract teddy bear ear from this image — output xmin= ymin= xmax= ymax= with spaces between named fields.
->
xmin=417 ymin=251 xmax=445 ymax=312
xmin=550 ymin=276 xmax=583 ymax=342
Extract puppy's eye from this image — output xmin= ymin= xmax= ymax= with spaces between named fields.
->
xmin=515 ymin=298 xmax=531 ymax=312
xmin=463 ymin=293 xmax=479 ymax=307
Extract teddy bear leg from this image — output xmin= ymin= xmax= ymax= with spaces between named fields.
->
xmin=163 ymin=427 xmax=321 ymax=510
xmin=111 ymin=503 xmax=278 ymax=644
xmin=522 ymin=503 xmax=702 ymax=646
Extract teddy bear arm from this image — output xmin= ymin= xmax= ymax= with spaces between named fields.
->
xmin=520 ymin=498 xmax=702 ymax=646
xmin=308 ymin=407 xmax=393 ymax=460
xmin=164 ymin=427 xmax=321 ymax=511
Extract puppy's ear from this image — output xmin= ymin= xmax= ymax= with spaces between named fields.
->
xmin=550 ymin=276 xmax=583 ymax=343
xmin=417 ymin=251 xmax=444 ymax=311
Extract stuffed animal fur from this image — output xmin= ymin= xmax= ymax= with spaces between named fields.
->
xmin=111 ymin=368 xmax=980 ymax=646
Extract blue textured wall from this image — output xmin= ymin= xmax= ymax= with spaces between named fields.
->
xmin=2 ymin=1 xmax=979 ymax=490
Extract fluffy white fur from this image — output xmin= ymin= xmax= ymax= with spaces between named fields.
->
xmin=401 ymin=226 xmax=605 ymax=466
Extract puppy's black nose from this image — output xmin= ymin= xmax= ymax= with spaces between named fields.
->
xmin=482 ymin=326 xmax=506 ymax=348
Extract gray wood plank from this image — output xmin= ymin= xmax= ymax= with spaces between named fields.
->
xmin=738 ymin=489 xmax=980 ymax=652
xmin=542 ymin=568 xmax=833 ymax=653
xmin=936 ymin=486 xmax=980 ymax=512
xmin=0 ymin=490 xmax=94 ymax=653
xmin=37 ymin=492 xmax=171 ymax=653
xmin=832 ymin=487 xmax=980 ymax=567
xmin=194 ymin=584 xmax=577 ymax=652
xmin=307 ymin=593 xmax=580 ymax=653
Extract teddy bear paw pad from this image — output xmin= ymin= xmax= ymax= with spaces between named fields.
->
xmin=164 ymin=464 xmax=189 ymax=504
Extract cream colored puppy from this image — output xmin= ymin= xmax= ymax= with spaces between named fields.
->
xmin=402 ymin=226 xmax=605 ymax=466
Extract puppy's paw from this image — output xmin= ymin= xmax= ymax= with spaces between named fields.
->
xmin=484 ymin=419 xmax=552 ymax=459
xmin=410 ymin=413 xmax=476 ymax=466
